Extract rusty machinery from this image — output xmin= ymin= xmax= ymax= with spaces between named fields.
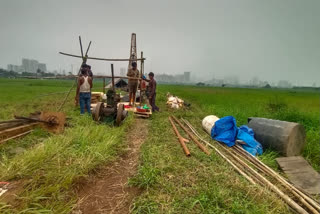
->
xmin=92 ymin=64 xmax=128 ymax=126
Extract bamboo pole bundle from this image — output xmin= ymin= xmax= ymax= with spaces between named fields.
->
xmin=233 ymin=145 xmax=320 ymax=213
xmin=182 ymin=119 xmax=310 ymax=214
xmin=181 ymin=119 xmax=256 ymax=185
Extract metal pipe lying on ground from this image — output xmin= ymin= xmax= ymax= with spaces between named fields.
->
xmin=172 ymin=116 xmax=210 ymax=155
xmin=168 ymin=117 xmax=190 ymax=156
xmin=182 ymin=119 xmax=310 ymax=214
xmin=181 ymin=119 xmax=256 ymax=185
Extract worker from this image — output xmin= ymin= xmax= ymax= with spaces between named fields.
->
xmin=127 ymin=61 xmax=140 ymax=106
xmin=144 ymin=72 xmax=159 ymax=112
xmin=75 ymin=66 xmax=93 ymax=114
xmin=87 ymin=65 xmax=93 ymax=78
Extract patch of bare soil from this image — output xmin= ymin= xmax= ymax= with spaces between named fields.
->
xmin=73 ymin=118 xmax=148 ymax=214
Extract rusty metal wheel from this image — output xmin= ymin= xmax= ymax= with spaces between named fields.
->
xmin=116 ymin=104 xmax=124 ymax=126
xmin=93 ymin=102 xmax=103 ymax=122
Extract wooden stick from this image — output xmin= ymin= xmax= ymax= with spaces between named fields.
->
xmin=0 ymin=130 xmax=32 ymax=144
xmin=172 ymin=116 xmax=210 ymax=155
xmin=168 ymin=117 xmax=190 ymax=156
xmin=85 ymin=41 xmax=92 ymax=56
xmin=79 ymin=36 xmax=84 ymax=58
xmin=59 ymin=52 xmax=146 ymax=61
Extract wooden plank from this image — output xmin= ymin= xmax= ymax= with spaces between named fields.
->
xmin=0 ymin=123 xmax=39 ymax=144
xmin=276 ymin=156 xmax=320 ymax=195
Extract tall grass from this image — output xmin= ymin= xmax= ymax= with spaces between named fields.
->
xmin=158 ymin=85 xmax=320 ymax=171
xmin=0 ymin=78 xmax=133 ymax=213
xmin=131 ymin=91 xmax=290 ymax=213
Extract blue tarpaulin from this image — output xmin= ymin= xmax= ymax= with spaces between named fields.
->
xmin=211 ymin=116 xmax=263 ymax=156
xmin=211 ymin=116 xmax=237 ymax=147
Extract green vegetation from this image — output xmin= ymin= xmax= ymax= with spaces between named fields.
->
xmin=0 ymin=78 xmax=319 ymax=213
xmin=0 ymin=78 xmax=133 ymax=213
xmin=130 ymin=85 xmax=319 ymax=213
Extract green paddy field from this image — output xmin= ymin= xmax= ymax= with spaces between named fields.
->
xmin=0 ymin=78 xmax=319 ymax=213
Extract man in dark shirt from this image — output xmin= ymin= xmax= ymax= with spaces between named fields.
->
xmin=87 ymin=65 xmax=93 ymax=78
xmin=144 ymin=72 xmax=159 ymax=112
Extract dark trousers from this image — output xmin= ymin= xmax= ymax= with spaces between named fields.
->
xmin=149 ymin=93 xmax=159 ymax=112
xmin=79 ymin=92 xmax=91 ymax=114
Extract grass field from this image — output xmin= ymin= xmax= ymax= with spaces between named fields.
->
xmin=130 ymin=85 xmax=319 ymax=213
xmin=0 ymin=78 xmax=319 ymax=213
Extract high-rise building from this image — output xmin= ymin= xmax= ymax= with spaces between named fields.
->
xmin=22 ymin=58 xmax=39 ymax=73
xmin=184 ymin=71 xmax=191 ymax=82
xmin=8 ymin=58 xmax=47 ymax=74
xmin=38 ymin=63 xmax=47 ymax=72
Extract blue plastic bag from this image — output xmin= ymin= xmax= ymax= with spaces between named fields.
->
xmin=237 ymin=125 xmax=263 ymax=156
xmin=210 ymin=117 xmax=263 ymax=156
xmin=211 ymin=116 xmax=237 ymax=147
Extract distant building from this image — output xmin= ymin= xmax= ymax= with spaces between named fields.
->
xmin=7 ymin=58 xmax=47 ymax=74
xmin=38 ymin=63 xmax=47 ymax=72
xmin=7 ymin=64 xmax=23 ymax=73
xmin=184 ymin=71 xmax=191 ymax=82
xmin=22 ymin=58 xmax=39 ymax=73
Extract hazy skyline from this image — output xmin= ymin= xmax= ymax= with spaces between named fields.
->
xmin=0 ymin=0 xmax=319 ymax=86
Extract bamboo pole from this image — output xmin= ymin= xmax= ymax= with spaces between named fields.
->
xmin=234 ymin=145 xmax=320 ymax=212
xmin=168 ymin=117 xmax=190 ymax=156
xmin=181 ymin=119 xmax=257 ymax=185
xmin=218 ymin=145 xmax=308 ymax=214
xmin=172 ymin=116 xmax=210 ymax=155
xmin=182 ymin=119 xmax=313 ymax=214
xmin=59 ymin=52 xmax=146 ymax=62
xmin=79 ymin=36 xmax=84 ymax=58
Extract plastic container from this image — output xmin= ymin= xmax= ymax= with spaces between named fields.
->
xmin=202 ymin=115 xmax=220 ymax=135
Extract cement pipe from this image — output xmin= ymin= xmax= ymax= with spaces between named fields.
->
xmin=172 ymin=116 xmax=210 ymax=155
xmin=168 ymin=117 xmax=190 ymax=156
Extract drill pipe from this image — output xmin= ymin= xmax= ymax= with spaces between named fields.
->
xmin=168 ymin=117 xmax=190 ymax=156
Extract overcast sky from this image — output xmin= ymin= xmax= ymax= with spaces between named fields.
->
xmin=0 ymin=0 xmax=319 ymax=86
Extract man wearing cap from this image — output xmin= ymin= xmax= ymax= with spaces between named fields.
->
xmin=127 ymin=62 xmax=140 ymax=106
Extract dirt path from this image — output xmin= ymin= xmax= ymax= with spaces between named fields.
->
xmin=73 ymin=118 xmax=148 ymax=214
